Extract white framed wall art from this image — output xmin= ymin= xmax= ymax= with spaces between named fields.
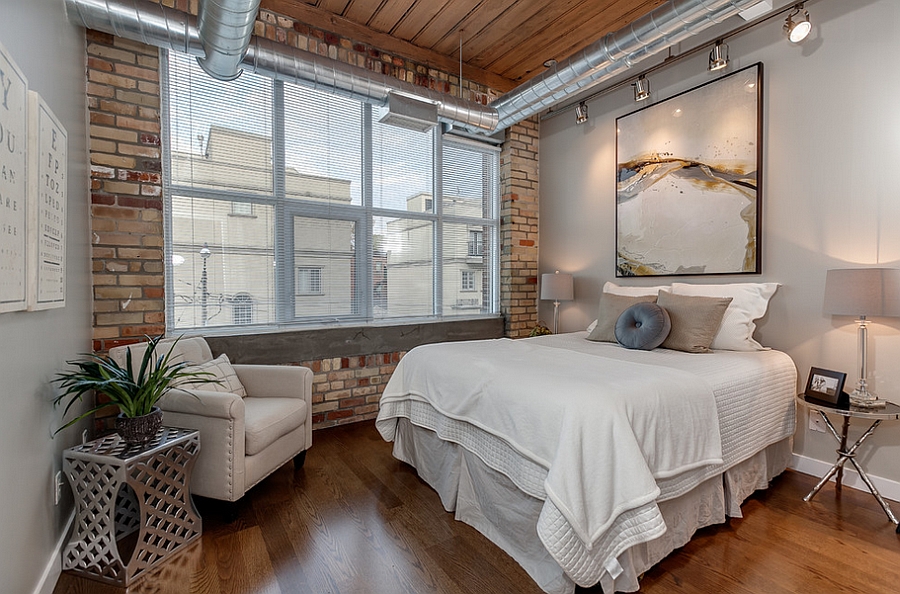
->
xmin=0 ymin=40 xmax=28 ymax=313
xmin=27 ymin=90 xmax=66 ymax=310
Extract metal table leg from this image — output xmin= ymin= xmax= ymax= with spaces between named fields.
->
xmin=803 ymin=413 xmax=897 ymax=525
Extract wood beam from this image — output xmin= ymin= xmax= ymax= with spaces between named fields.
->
xmin=260 ymin=0 xmax=519 ymax=92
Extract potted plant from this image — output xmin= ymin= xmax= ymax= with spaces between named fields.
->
xmin=53 ymin=335 xmax=215 ymax=444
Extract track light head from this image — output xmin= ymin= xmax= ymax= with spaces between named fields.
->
xmin=708 ymin=40 xmax=729 ymax=72
xmin=633 ymin=76 xmax=651 ymax=102
xmin=575 ymin=101 xmax=589 ymax=125
xmin=784 ymin=4 xmax=811 ymax=43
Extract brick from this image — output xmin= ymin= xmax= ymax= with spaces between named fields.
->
xmin=143 ymin=287 xmax=165 ymax=299
xmin=118 ymin=248 xmax=160 ymax=259
xmin=96 ymin=312 xmax=145 ymax=325
xmin=118 ymin=143 xmax=160 ymax=158
xmin=121 ymin=324 xmax=166 ymax=337
xmin=102 ymin=181 xmax=141 ymax=195
xmin=90 ymin=125 xmax=138 ymax=143
xmin=87 ymin=43 xmax=136 ymax=63
xmin=114 ymin=63 xmax=158 ymax=82
xmin=98 ymin=99 xmax=137 ymax=116
xmin=91 ymin=205 xmax=140 ymax=219
xmin=89 ymin=70 xmax=137 ymax=89
xmin=116 ymin=116 xmax=160 ymax=133
xmin=115 ymin=90 xmax=159 ymax=108
xmin=118 ymin=274 xmax=164 ymax=287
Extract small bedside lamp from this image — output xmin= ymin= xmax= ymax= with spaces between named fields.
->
xmin=823 ymin=268 xmax=900 ymax=408
xmin=541 ymin=271 xmax=574 ymax=334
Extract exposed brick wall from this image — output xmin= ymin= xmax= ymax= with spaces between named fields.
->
xmin=84 ymin=4 xmax=539 ymax=428
xmin=302 ymin=352 xmax=405 ymax=429
xmin=500 ymin=118 xmax=540 ymax=338
xmin=87 ymin=30 xmax=165 ymax=353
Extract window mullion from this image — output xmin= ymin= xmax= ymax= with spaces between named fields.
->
xmin=360 ymin=104 xmax=373 ymax=320
xmin=273 ymin=81 xmax=290 ymax=324
xmin=433 ymin=128 xmax=443 ymax=317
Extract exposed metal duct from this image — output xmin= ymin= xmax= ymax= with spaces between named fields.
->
xmin=66 ymin=0 xmax=761 ymax=134
xmin=492 ymin=0 xmax=763 ymax=130
xmin=65 ymin=0 xmax=202 ymax=56
xmin=64 ymin=0 xmax=497 ymax=131
xmin=196 ymin=0 xmax=260 ymax=81
xmin=242 ymin=35 xmax=498 ymax=131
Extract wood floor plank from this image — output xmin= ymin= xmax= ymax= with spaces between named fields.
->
xmin=54 ymin=422 xmax=900 ymax=594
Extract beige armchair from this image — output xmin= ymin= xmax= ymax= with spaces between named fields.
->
xmin=108 ymin=337 xmax=312 ymax=502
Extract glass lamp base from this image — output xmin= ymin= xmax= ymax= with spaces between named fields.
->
xmin=849 ymin=389 xmax=887 ymax=409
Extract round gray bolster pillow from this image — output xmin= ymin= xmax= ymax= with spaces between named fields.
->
xmin=615 ymin=302 xmax=671 ymax=350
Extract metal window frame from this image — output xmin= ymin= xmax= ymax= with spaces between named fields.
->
xmin=161 ymin=49 xmax=501 ymax=334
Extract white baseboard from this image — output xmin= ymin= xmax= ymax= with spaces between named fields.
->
xmin=790 ymin=454 xmax=900 ymax=504
xmin=34 ymin=511 xmax=74 ymax=594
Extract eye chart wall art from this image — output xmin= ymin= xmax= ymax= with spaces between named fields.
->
xmin=616 ymin=63 xmax=762 ymax=277
xmin=0 ymin=41 xmax=28 ymax=312
xmin=28 ymin=91 xmax=66 ymax=310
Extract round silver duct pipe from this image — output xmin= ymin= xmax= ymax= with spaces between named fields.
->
xmin=196 ymin=0 xmax=261 ymax=81
xmin=242 ymin=36 xmax=499 ymax=131
xmin=64 ymin=0 xmax=498 ymax=131
xmin=491 ymin=0 xmax=764 ymax=130
xmin=66 ymin=0 xmax=761 ymax=133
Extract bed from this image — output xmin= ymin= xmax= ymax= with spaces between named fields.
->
xmin=375 ymin=329 xmax=797 ymax=593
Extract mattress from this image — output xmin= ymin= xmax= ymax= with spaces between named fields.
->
xmin=376 ymin=332 xmax=797 ymax=591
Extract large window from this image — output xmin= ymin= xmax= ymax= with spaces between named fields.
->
xmin=163 ymin=51 xmax=499 ymax=331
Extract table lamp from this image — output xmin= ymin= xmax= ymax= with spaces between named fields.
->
xmin=540 ymin=271 xmax=574 ymax=334
xmin=823 ymin=268 xmax=900 ymax=408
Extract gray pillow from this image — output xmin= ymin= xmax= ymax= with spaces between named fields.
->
xmin=586 ymin=293 xmax=658 ymax=342
xmin=657 ymin=290 xmax=733 ymax=353
xmin=615 ymin=303 xmax=671 ymax=350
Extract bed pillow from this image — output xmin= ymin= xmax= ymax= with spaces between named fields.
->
xmin=603 ymin=281 xmax=670 ymax=297
xmin=657 ymin=291 xmax=732 ymax=353
xmin=586 ymin=292 xmax=658 ymax=342
xmin=615 ymin=303 xmax=671 ymax=350
xmin=670 ymin=282 xmax=780 ymax=351
xmin=187 ymin=354 xmax=247 ymax=397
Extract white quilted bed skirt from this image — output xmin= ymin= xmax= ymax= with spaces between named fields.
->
xmin=393 ymin=418 xmax=792 ymax=594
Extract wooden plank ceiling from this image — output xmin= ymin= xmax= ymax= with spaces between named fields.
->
xmin=260 ymin=0 xmax=667 ymax=92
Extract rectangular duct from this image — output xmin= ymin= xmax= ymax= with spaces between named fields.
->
xmin=378 ymin=93 xmax=439 ymax=132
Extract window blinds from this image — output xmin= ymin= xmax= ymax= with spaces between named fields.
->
xmin=163 ymin=50 xmax=499 ymax=332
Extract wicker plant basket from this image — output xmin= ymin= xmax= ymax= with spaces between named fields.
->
xmin=115 ymin=406 xmax=163 ymax=444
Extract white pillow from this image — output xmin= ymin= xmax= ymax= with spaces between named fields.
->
xmin=188 ymin=354 xmax=247 ymax=397
xmin=670 ymin=282 xmax=780 ymax=351
xmin=603 ymin=281 xmax=670 ymax=297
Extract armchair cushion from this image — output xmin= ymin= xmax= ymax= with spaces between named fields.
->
xmin=189 ymin=354 xmax=247 ymax=397
xmin=243 ymin=397 xmax=308 ymax=456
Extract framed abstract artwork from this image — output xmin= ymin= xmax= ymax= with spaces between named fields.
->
xmin=616 ymin=63 xmax=762 ymax=277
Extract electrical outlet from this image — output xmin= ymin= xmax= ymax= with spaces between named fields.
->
xmin=808 ymin=414 xmax=827 ymax=434
xmin=54 ymin=471 xmax=63 ymax=505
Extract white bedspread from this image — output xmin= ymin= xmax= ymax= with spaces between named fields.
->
xmin=377 ymin=336 xmax=725 ymax=573
xmin=376 ymin=333 xmax=798 ymax=590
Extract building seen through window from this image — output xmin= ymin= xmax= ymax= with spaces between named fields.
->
xmin=163 ymin=51 xmax=499 ymax=331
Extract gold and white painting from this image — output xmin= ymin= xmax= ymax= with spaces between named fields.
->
xmin=616 ymin=63 xmax=762 ymax=277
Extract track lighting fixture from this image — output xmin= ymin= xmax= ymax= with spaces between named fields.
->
xmin=575 ymin=101 xmax=589 ymax=125
xmin=708 ymin=40 xmax=729 ymax=72
xmin=633 ymin=75 xmax=651 ymax=102
xmin=784 ymin=4 xmax=811 ymax=43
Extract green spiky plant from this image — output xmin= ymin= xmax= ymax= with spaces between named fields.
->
xmin=52 ymin=335 xmax=216 ymax=434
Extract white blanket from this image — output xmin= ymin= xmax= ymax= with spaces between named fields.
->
xmin=376 ymin=337 xmax=724 ymax=563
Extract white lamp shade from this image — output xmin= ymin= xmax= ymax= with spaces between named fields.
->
xmin=541 ymin=272 xmax=574 ymax=301
xmin=823 ymin=268 xmax=900 ymax=317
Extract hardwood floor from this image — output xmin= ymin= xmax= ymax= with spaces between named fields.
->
xmin=54 ymin=422 xmax=900 ymax=594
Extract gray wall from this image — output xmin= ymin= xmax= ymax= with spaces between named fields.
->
xmin=540 ymin=0 xmax=900 ymax=483
xmin=0 ymin=1 xmax=90 ymax=592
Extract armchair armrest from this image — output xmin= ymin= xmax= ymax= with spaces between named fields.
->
xmin=232 ymin=364 xmax=312 ymax=400
xmin=159 ymin=388 xmax=245 ymax=420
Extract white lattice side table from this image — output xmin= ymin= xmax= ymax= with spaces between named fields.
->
xmin=62 ymin=426 xmax=202 ymax=586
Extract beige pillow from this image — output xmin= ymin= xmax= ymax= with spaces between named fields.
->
xmin=187 ymin=354 xmax=247 ymax=397
xmin=657 ymin=291 xmax=733 ymax=353
xmin=603 ymin=281 xmax=670 ymax=297
xmin=670 ymin=282 xmax=780 ymax=351
xmin=586 ymin=293 xmax=658 ymax=342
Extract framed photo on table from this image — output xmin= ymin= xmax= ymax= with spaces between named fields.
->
xmin=805 ymin=367 xmax=847 ymax=406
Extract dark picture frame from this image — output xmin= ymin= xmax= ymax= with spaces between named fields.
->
xmin=615 ymin=63 xmax=763 ymax=277
xmin=805 ymin=367 xmax=847 ymax=406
